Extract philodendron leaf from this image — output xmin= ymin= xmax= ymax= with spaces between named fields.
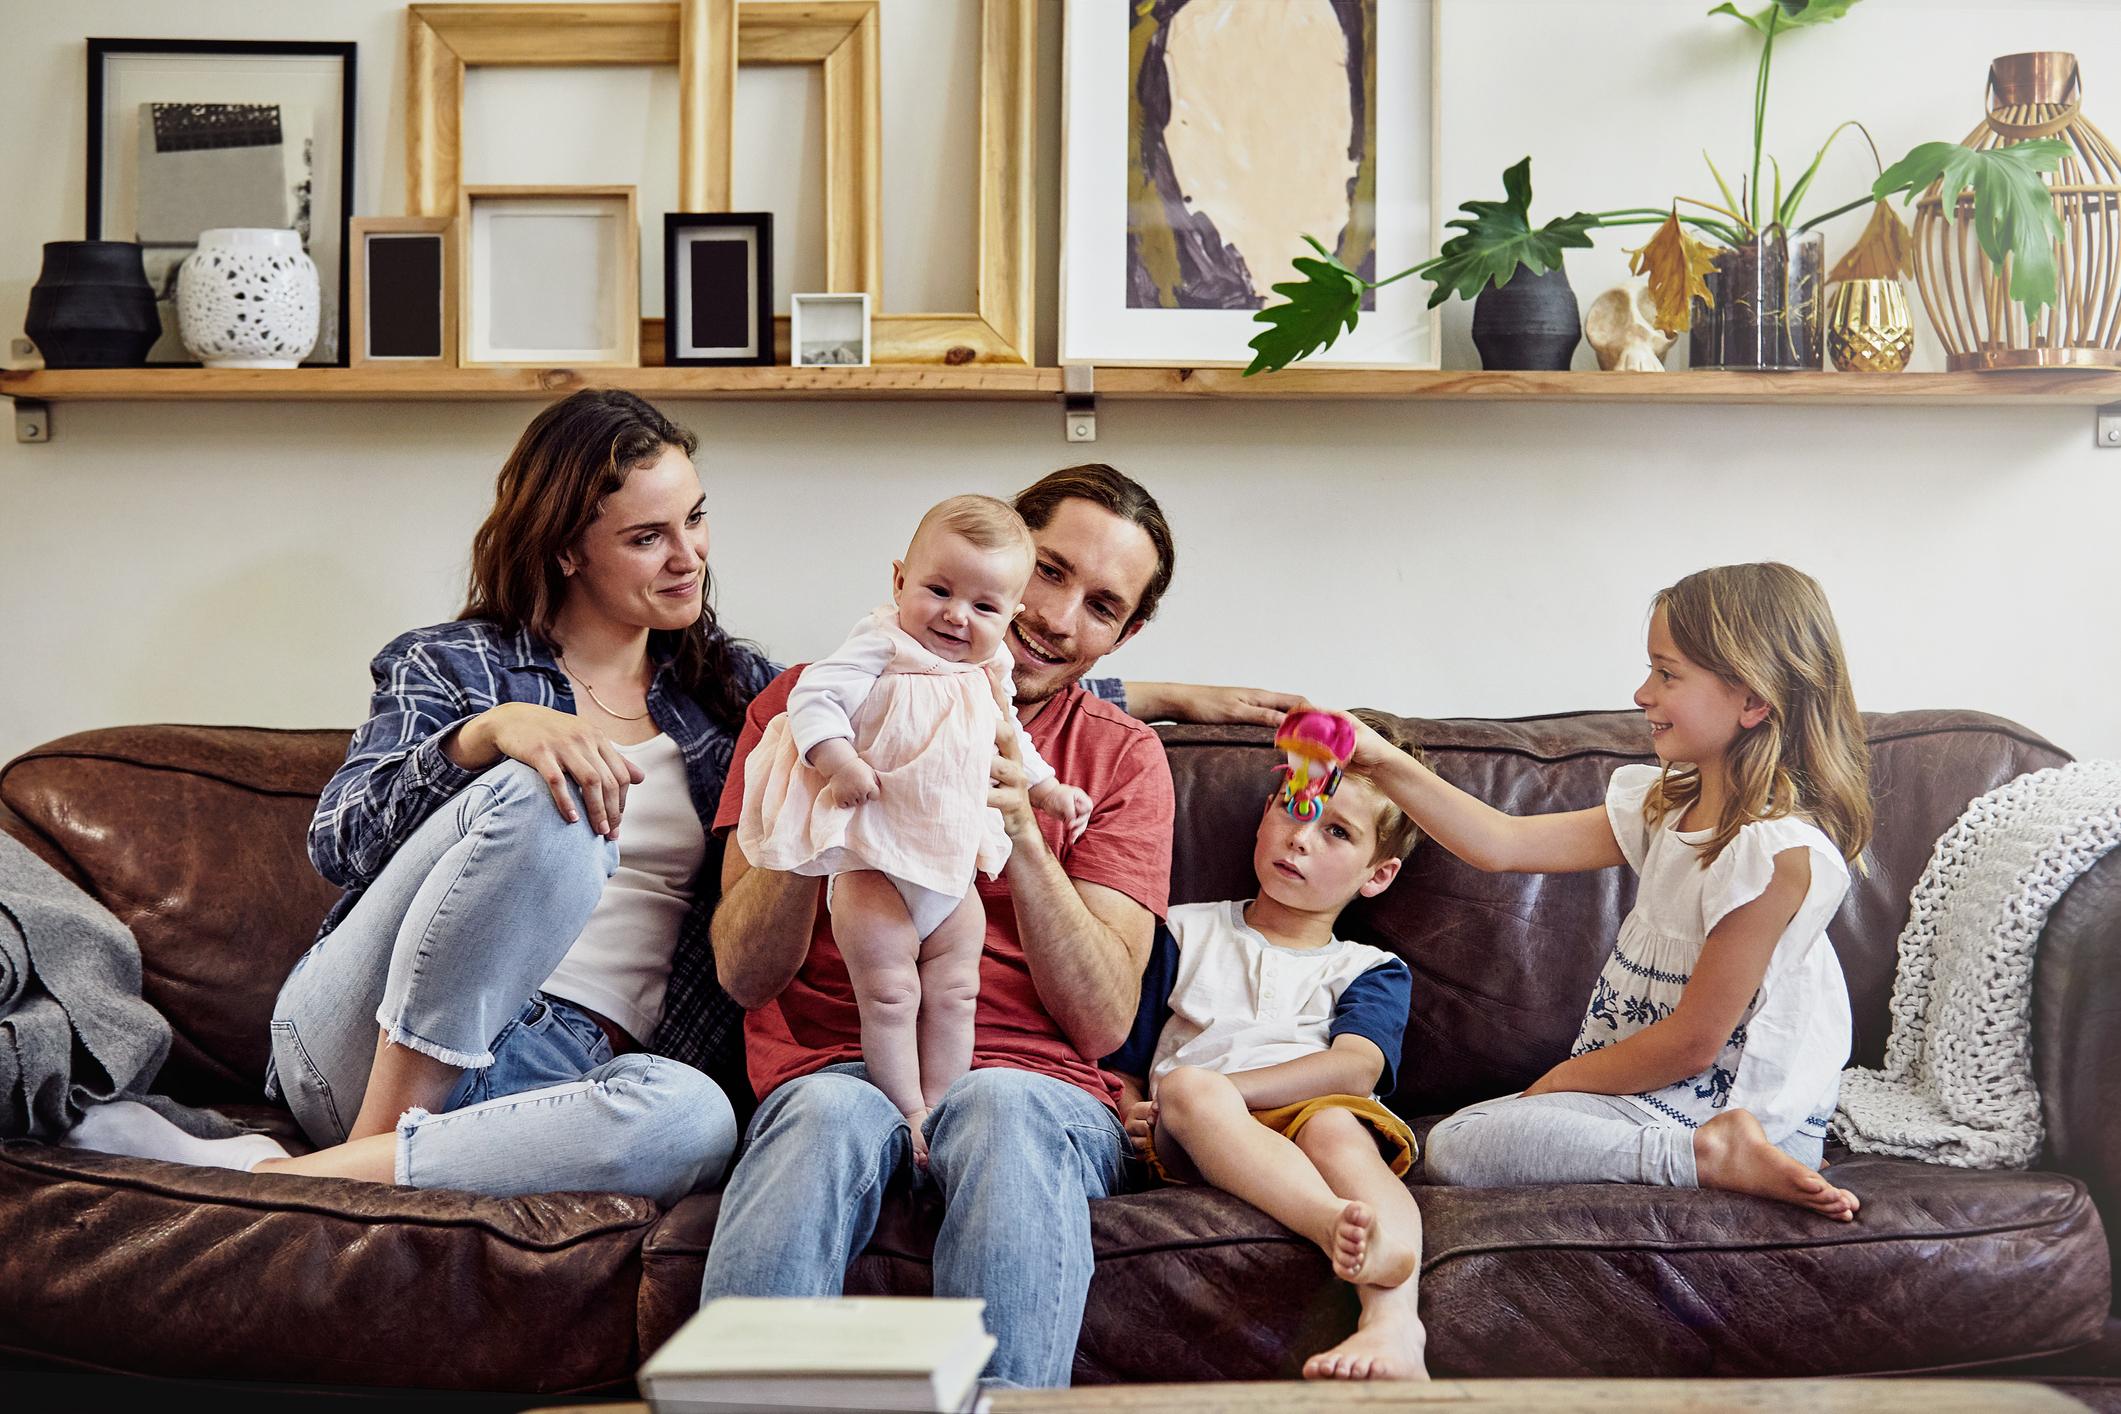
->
xmin=1244 ymin=237 xmax=1365 ymax=375
xmin=1709 ymin=0 xmax=1861 ymax=32
xmin=1826 ymin=200 xmax=1911 ymax=282
xmin=1875 ymin=138 xmax=2070 ymax=317
xmin=1627 ymin=211 xmax=1719 ymax=334
xmin=1420 ymin=156 xmax=1599 ymax=309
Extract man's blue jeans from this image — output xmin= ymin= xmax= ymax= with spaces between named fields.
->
xmin=700 ymin=1061 xmax=1130 ymax=1388
xmin=268 ymin=759 xmax=737 ymax=1205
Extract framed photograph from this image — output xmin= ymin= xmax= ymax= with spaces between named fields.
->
xmin=350 ymin=218 xmax=455 ymax=367
xmin=459 ymin=186 xmax=639 ymax=369
xmin=87 ymin=38 xmax=356 ymax=366
xmin=664 ymin=213 xmax=773 ymax=367
xmin=791 ymin=293 xmax=872 ymax=368
xmin=1059 ymin=0 xmax=1439 ymax=369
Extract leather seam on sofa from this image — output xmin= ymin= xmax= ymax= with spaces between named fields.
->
xmin=1423 ymin=1209 xmax=2093 ymax=1265
xmin=0 ymin=750 xmax=328 ymax=802
xmin=0 ymin=1144 xmax=659 ymax=1247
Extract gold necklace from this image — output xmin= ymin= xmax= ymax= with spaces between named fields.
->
xmin=558 ymin=652 xmax=652 ymax=721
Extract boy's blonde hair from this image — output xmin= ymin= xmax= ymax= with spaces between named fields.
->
xmin=912 ymin=494 xmax=1035 ymax=567
xmin=1339 ymin=709 xmax=1427 ymax=864
xmin=1644 ymin=563 xmax=1873 ymax=870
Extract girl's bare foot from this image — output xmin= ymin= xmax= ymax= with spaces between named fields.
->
xmin=1328 ymin=1200 xmax=1418 ymax=1288
xmin=1303 ymin=1306 xmax=1429 ymax=1381
xmin=1694 ymin=1110 xmax=1858 ymax=1221
xmin=906 ymin=1109 xmax=931 ymax=1169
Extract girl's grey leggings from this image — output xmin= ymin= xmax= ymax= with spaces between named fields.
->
xmin=1423 ymin=1091 xmax=1824 ymax=1189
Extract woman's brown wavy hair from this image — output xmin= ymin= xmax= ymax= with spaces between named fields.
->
xmin=459 ymin=389 xmax=756 ymax=733
xmin=1642 ymin=563 xmax=1873 ymax=871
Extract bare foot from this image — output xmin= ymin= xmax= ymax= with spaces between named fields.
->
xmin=1694 ymin=1110 xmax=1858 ymax=1221
xmin=1303 ymin=1307 xmax=1430 ymax=1381
xmin=906 ymin=1109 xmax=931 ymax=1169
xmin=1328 ymin=1200 xmax=1418 ymax=1288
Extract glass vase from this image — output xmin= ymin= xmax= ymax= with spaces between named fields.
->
xmin=1688 ymin=227 xmax=1826 ymax=371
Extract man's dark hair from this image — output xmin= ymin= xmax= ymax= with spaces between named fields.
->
xmin=1012 ymin=463 xmax=1176 ymax=632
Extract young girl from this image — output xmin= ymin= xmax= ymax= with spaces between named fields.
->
xmin=737 ymin=495 xmax=1092 ymax=1153
xmin=1354 ymin=563 xmax=1872 ymax=1218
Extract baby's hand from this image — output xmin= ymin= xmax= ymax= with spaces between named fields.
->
xmin=1122 ymin=1099 xmax=1158 ymax=1157
xmin=825 ymin=756 xmax=881 ymax=809
xmin=1031 ymin=779 xmax=1094 ymax=841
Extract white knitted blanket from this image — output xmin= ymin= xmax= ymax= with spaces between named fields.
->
xmin=1833 ymin=759 xmax=2121 ymax=1168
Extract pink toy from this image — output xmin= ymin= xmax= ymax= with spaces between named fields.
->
xmin=1274 ymin=709 xmax=1356 ymax=821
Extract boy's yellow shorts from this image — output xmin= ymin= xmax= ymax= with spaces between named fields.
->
xmin=1143 ymin=1093 xmax=1417 ymax=1185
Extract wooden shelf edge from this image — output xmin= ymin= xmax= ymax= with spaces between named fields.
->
xmin=1089 ymin=366 xmax=2121 ymax=405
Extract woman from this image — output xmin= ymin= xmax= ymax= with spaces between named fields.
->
xmin=251 ymin=389 xmax=774 ymax=1199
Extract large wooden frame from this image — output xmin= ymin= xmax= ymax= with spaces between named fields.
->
xmin=405 ymin=0 xmax=1033 ymax=365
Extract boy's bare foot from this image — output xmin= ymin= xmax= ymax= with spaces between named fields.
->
xmin=1694 ymin=1110 xmax=1858 ymax=1221
xmin=1303 ymin=1306 xmax=1429 ymax=1381
xmin=1328 ymin=1200 xmax=1418 ymax=1288
xmin=906 ymin=1109 xmax=931 ymax=1169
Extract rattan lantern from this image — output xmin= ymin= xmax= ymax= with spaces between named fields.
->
xmin=1912 ymin=52 xmax=2121 ymax=370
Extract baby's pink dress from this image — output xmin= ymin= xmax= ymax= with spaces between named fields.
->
xmin=738 ymin=608 xmax=1046 ymax=899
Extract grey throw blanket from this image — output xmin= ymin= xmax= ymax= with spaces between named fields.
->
xmin=1 ymin=832 xmax=243 ymax=1141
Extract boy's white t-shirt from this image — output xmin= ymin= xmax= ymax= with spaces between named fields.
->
xmin=1148 ymin=899 xmax=1412 ymax=1100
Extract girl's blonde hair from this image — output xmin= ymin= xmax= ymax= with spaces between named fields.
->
xmin=1643 ymin=563 xmax=1873 ymax=871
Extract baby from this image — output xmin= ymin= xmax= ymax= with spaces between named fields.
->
xmin=738 ymin=495 xmax=1092 ymax=1157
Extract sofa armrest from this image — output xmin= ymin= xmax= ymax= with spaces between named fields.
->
xmin=2031 ymin=846 xmax=2121 ymax=1305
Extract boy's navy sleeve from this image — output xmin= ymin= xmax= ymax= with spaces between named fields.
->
xmin=1101 ymin=920 xmax=1179 ymax=1079
xmin=1329 ymin=958 xmax=1413 ymax=1096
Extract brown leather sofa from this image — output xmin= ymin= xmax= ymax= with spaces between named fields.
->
xmin=1 ymin=710 xmax=2115 ymax=1402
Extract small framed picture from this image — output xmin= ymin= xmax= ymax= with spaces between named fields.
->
xmin=664 ymin=213 xmax=773 ymax=367
xmin=350 ymin=217 xmax=455 ymax=366
xmin=459 ymin=185 xmax=638 ymax=368
xmin=791 ymin=292 xmax=871 ymax=368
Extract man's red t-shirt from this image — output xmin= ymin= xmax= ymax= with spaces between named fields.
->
xmin=713 ymin=668 xmax=1175 ymax=1111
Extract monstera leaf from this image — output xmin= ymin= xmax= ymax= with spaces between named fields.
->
xmin=1627 ymin=211 xmax=1719 ymax=334
xmin=1419 ymin=156 xmax=1600 ymax=308
xmin=1244 ymin=238 xmax=1366 ymax=375
xmin=1874 ymin=138 xmax=2070 ymax=318
xmin=1708 ymin=0 xmax=1862 ymax=33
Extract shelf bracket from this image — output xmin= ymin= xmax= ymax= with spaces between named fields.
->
xmin=1062 ymin=365 xmax=1096 ymax=443
xmin=13 ymin=398 xmax=49 ymax=444
xmin=2099 ymin=404 xmax=2121 ymax=449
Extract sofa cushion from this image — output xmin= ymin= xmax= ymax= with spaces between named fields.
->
xmin=634 ymin=1151 xmax=2108 ymax=1382
xmin=0 ymin=1141 xmax=653 ymax=1392
xmin=0 ymin=726 xmax=351 ymax=1104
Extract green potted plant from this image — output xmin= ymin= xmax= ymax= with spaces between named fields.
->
xmin=1245 ymin=0 xmax=2070 ymax=376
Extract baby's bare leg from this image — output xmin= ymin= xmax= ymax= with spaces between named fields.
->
xmin=1294 ymin=1110 xmax=1428 ymax=1381
xmin=831 ymin=870 xmax=926 ymax=1121
xmin=915 ymin=888 xmax=985 ymax=1112
xmin=1154 ymin=1067 xmax=1351 ymax=1260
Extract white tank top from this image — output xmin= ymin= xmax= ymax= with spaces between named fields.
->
xmin=538 ymin=732 xmax=705 ymax=1045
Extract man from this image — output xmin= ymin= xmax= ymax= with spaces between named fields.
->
xmin=703 ymin=465 xmax=1246 ymax=1388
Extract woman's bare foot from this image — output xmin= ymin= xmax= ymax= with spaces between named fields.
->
xmin=1327 ymin=1200 xmax=1418 ymax=1287
xmin=1694 ymin=1110 xmax=1858 ymax=1221
xmin=906 ymin=1109 xmax=931 ymax=1169
xmin=1303 ymin=1304 xmax=1429 ymax=1381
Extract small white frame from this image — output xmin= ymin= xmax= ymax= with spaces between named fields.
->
xmin=790 ymin=291 xmax=872 ymax=368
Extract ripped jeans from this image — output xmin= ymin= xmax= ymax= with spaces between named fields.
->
xmin=267 ymin=760 xmax=736 ymax=1205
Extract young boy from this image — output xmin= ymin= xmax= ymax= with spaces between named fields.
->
xmin=1110 ymin=710 xmax=1428 ymax=1382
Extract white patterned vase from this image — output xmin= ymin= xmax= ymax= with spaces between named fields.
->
xmin=176 ymin=228 xmax=319 ymax=367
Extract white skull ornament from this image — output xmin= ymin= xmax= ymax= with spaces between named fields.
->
xmin=1585 ymin=278 xmax=1675 ymax=372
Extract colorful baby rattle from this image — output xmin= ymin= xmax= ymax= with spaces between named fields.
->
xmin=1274 ymin=708 xmax=1356 ymax=822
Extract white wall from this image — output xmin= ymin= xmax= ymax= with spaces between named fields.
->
xmin=4 ymin=0 xmax=2119 ymax=765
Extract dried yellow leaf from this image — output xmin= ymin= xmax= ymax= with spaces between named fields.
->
xmin=1626 ymin=211 xmax=1718 ymax=335
xmin=1827 ymin=200 xmax=1912 ymax=283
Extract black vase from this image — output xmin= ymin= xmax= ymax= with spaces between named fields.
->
xmin=1471 ymin=264 xmax=1581 ymax=371
xmin=24 ymin=240 xmax=160 ymax=369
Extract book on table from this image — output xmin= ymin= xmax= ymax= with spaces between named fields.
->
xmin=638 ymin=1295 xmax=997 ymax=1412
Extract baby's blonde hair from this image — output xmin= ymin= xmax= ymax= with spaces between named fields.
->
xmin=912 ymin=494 xmax=1035 ymax=568
xmin=1643 ymin=563 xmax=1873 ymax=871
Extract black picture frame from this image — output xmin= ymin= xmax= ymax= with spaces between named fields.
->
xmin=86 ymin=38 xmax=358 ymax=367
xmin=664 ymin=213 xmax=774 ymax=367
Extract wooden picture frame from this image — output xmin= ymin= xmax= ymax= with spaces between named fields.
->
xmin=459 ymin=185 xmax=639 ymax=368
xmin=350 ymin=216 xmax=456 ymax=366
xmin=665 ymin=212 xmax=773 ymax=366
xmin=405 ymin=0 xmax=1033 ymax=366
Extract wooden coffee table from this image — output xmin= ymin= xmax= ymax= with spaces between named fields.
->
xmin=542 ymin=1378 xmax=2085 ymax=1411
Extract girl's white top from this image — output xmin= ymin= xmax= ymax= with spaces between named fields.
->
xmin=1572 ymin=763 xmax=1854 ymax=1145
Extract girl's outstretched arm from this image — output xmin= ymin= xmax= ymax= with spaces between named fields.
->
xmin=1341 ymin=712 xmax=1626 ymax=875
xmin=1524 ymin=847 xmax=1812 ymax=1097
